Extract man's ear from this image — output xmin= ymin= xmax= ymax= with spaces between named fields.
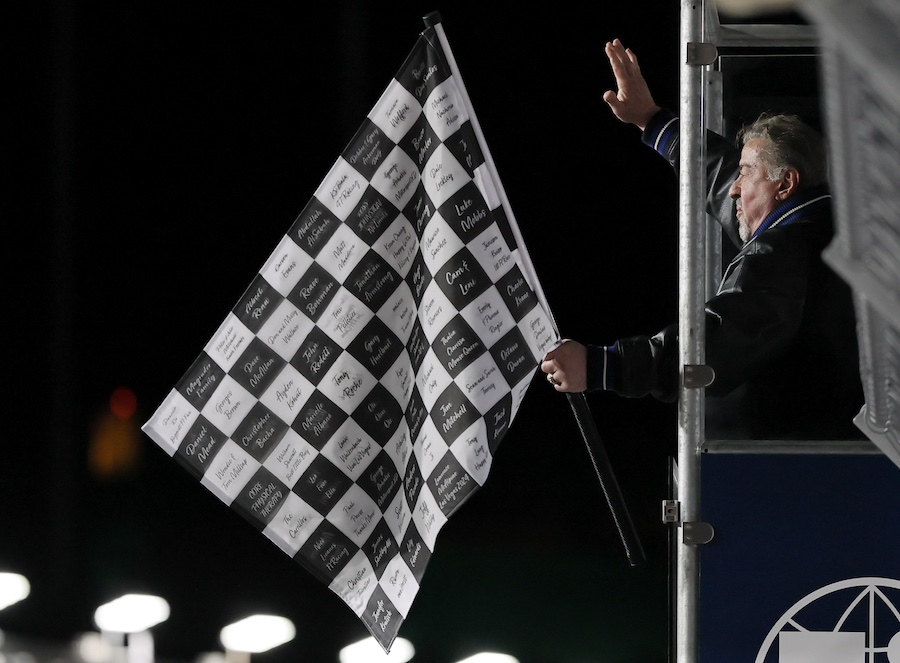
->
xmin=776 ymin=168 xmax=800 ymax=200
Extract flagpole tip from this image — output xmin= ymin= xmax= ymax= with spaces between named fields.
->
xmin=422 ymin=11 xmax=442 ymax=28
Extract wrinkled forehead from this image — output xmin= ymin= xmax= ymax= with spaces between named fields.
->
xmin=739 ymin=138 xmax=770 ymax=170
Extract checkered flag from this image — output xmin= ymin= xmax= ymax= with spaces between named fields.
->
xmin=142 ymin=14 xmax=557 ymax=652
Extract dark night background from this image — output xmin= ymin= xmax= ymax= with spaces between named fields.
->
xmin=1 ymin=2 xmax=694 ymax=662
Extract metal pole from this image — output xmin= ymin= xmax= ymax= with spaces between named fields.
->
xmin=677 ymin=0 xmax=707 ymax=661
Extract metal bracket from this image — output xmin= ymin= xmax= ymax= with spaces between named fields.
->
xmin=662 ymin=501 xmax=714 ymax=544
xmin=662 ymin=499 xmax=680 ymax=523
xmin=686 ymin=41 xmax=718 ymax=66
xmin=683 ymin=364 xmax=715 ymax=388
xmin=682 ymin=521 xmax=715 ymax=546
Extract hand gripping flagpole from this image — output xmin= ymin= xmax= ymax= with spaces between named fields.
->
xmin=422 ymin=12 xmax=646 ymax=566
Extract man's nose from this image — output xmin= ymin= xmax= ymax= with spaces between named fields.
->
xmin=729 ymin=178 xmax=740 ymax=199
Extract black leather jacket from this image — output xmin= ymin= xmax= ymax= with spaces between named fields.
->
xmin=587 ymin=109 xmax=863 ymax=439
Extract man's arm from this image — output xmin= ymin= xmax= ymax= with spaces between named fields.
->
xmin=541 ymin=39 xmax=672 ymax=395
xmin=640 ymin=110 xmax=744 ymax=248
xmin=603 ymin=38 xmax=743 ymax=246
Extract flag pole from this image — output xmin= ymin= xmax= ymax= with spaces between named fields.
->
xmin=422 ymin=11 xmax=646 ymax=566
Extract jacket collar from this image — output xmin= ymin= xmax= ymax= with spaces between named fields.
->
xmin=750 ymin=184 xmax=832 ymax=241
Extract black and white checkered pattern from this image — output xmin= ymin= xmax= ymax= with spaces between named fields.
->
xmin=142 ymin=25 xmax=556 ymax=652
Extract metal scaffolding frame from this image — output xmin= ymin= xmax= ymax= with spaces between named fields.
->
xmin=673 ymin=4 xmax=707 ymax=662
xmin=672 ymin=0 xmax=900 ymax=660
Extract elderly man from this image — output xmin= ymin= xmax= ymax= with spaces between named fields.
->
xmin=541 ymin=39 xmax=863 ymax=439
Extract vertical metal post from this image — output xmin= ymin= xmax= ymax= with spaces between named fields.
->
xmin=676 ymin=0 xmax=707 ymax=662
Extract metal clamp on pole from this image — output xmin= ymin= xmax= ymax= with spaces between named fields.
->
xmin=687 ymin=42 xmax=718 ymax=66
xmin=683 ymin=364 xmax=715 ymax=388
xmin=662 ymin=500 xmax=715 ymax=545
xmin=662 ymin=499 xmax=681 ymax=523
xmin=682 ymin=521 xmax=715 ymax=546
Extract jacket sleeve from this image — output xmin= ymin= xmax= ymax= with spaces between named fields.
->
xmin=586 ymin=327 xmax=680 ymax=402
xmin=642 ymin=109 xmax=743 ymax=248
xmin=587 ymin=231 xmax=809 ymax=401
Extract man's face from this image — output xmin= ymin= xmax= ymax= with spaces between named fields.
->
xmin=729 ymin=138 xmax=783 ymax=242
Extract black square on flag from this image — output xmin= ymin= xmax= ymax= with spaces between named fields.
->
xmin=290 ymin=326 xmax=341 ymax=385
xmin=299 ymin=519 xmax=357 ymax=582
xmin=233 ymin=274 xmax=284 ymax=334
xmin=347 ymin=187 xmax=396 ymax=243
xmin=289 ymin=198 xmax=341 ymax=258
xmin=431 ymin=381 xmax=478 ymax=445
xmin=343 ymin=119 xmax=396 ymax=181
xmin=353 ymin=383 xmax=403 ymax=446
xmin=177 ymin=353 xmax=227 ymax=410
xmin=176 ymin=415 xmax=227 ymax=479
xmin=432 ymin=315 xmax=484 ymax=378
xmin=291 ymin=391 xmax=348 ymax=450
xmin=287 ymin=261 xmax=340 ymax=323
xmin=434 ymin=248 xmax=492 ymax=310
xmin=231 ymin=401 xmax=289 ymax=462
xmin=229 ymin=337 xmax=286 ymax=398
xmin=345 ymin=250 xmax=400 ymax=312
xmin=427 ymin=449 xmax=477 ymax=516
xmin=348 ymin=318 xmax=404 ymax=380
xmin=293 ymin=455 xmax=353 ymax=517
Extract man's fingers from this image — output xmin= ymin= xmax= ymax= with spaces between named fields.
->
xmin=606 ymin=40 xmax=639 ymax=75
xmin=605 ymin=40 xmax=628 ymax=71
xmin=607 ymin=58 xmax=636 ymax=92
xmin=604 ymin=42 xmax=620 ymax=64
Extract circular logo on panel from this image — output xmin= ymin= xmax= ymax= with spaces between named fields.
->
xmin=756 ymin=577 xmax=900 ymax=663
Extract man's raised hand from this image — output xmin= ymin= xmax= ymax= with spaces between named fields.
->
xmin=602 ymin=39 xmax=661 ymax=131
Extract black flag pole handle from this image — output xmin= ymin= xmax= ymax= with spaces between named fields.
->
xmin=567 ymin=392 xmax=646 ymax=566
xmin=423 ymin=10 xmax=645 ymax=567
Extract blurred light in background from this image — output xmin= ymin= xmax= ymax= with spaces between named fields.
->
xmin=109 ymin=386 xmax=138 ymax=420
xmin=193 ymin=653 xmax=227 ymax=663
xmin=75 ymin=632 xmax=115 ymax=663
xmin=219 ymin=615 xmax=295 ymax=654
xmin=93 ymin=594 xmax=170 ymax=633
xmin=339 ymin=636 xmax=415 ymax=663
xmin=0 ymin=573 xmax=30 ymax=611
xmin=455 ymin=654 xmax=520 ymax=663
xmin=88 ymin=387 xmax=142 ymax=480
